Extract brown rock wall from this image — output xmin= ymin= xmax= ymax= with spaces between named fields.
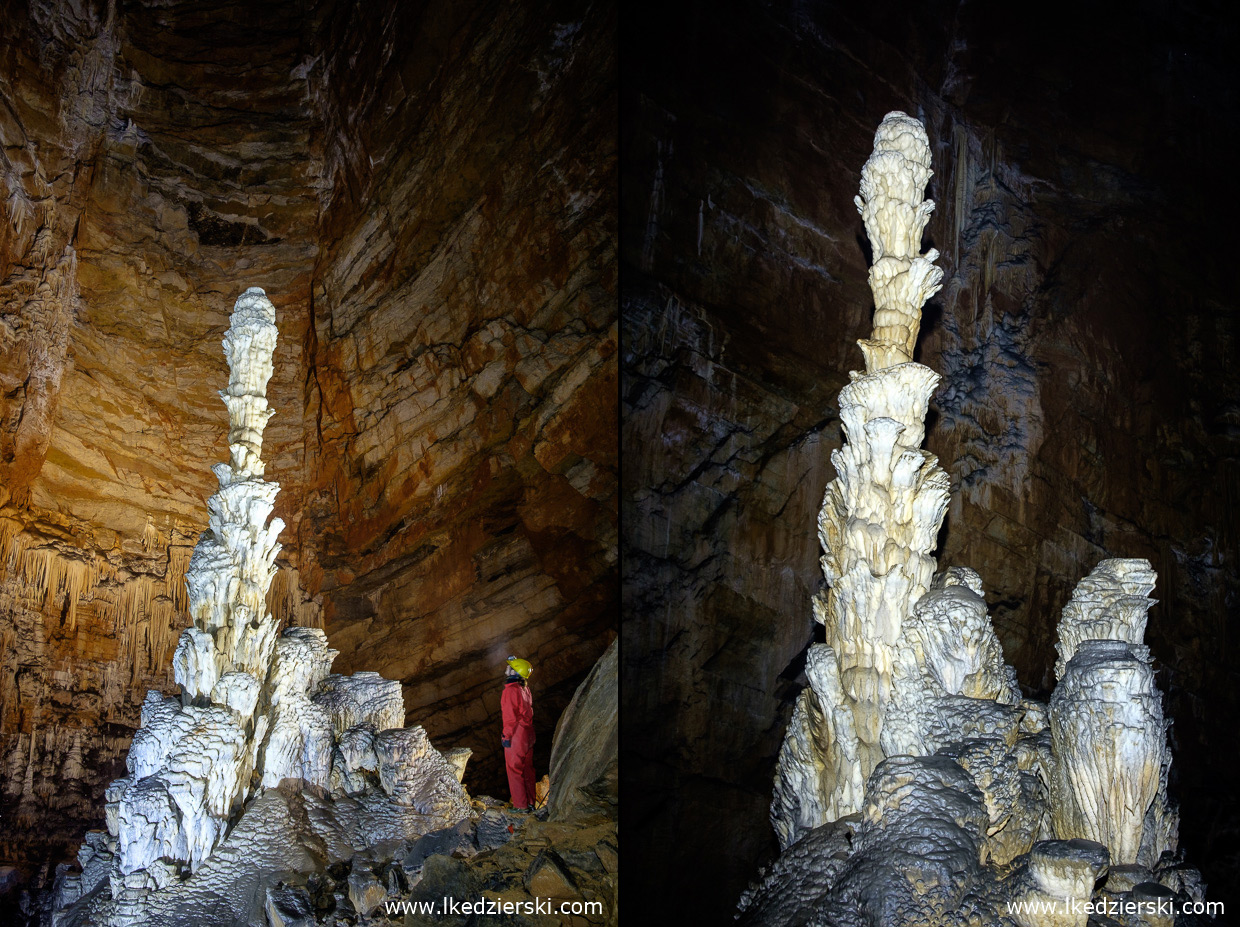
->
xmin=0 ymin=0 xmax=617 ymax=892
xmin=304 ymin=0 xmax=617 ymax=798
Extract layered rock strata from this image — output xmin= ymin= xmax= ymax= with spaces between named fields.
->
xmin=53 ymin=290 xmax=470 ymax=925
xmin=745 ymin=114 xmax=1203 ymax=925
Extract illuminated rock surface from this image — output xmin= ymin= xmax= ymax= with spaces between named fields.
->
xmin=740 ymin=113 xmax=1205 ymax=927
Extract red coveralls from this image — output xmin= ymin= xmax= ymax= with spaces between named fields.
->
xmin=501 ymin=679 xmax=536 ymax=808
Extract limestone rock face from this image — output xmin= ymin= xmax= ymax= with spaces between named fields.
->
xmin=301 ymin=0 xmax=618 ymax=804
xmin=546 ymin=636 xmax=618 ymax=822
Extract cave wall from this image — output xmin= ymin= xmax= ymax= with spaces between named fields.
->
xmin=0 ymin=0 xmax=617 ymax=883
xmin=0 ymin=0 xmax=324 ymax=874
xmin=302 ymin=0 xmax=618 ymax=800
xmin=622 ymin=0 xmax=1240 ymax=919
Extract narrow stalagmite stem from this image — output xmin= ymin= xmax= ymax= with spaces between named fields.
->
xmin=854 ymin=112 xmax=944 ymax=372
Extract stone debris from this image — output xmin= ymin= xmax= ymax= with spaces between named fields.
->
xmin=743 ymin=113 xmax=1207 ymax=925
xmin=264 ymin=885 xmax=315 ymax=927
xmin=523 ymin=848 xmax=580 ymax=900
xmin=344 ymin=866 xmax=385 ymax=917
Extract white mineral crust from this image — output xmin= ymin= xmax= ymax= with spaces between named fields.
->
xmin=771 ymin=113 xmax=956 ymax=844
xmin=1050 ymin=639 xmax=1175 ymax=865
xmin=1054 ymin=557 xmax=1156 ymax=678
xmin=313 ymin=672 xmax=405 ymax=735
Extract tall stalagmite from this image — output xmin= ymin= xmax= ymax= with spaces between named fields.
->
xmin=109 ymin=288 xmax=290 ymax=896
xmin=746 ymin=114 xmax=1204 ymax=924
xmin=54 ymin=289 xmax=471 ymax=927
xmin=770 ymin=113 xmax=953 ymax=847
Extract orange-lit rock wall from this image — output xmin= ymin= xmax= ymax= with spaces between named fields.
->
xmin=304 ymin=0 xmax=617 ymax=800
xmin=0 ymin=0 xmax=616 ymax=881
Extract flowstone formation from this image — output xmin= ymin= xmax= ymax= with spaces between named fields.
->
xmin=743 ymin=115 xmax=1205 ymax=925
xmin=51 ymin=290 xmax=472 ymax=927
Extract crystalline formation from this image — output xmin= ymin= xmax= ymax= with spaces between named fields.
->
xmin=743 ymin=114 xmax=1205 ymax=925
xmin=53 ymin=288 xmax=471 ymax=926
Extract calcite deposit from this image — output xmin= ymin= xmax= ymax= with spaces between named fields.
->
xmin=771 ymin=112 xmax=954 ymax=847
xmin=743 ymin=113 xmax=1205 ymax=925
xmin=52 ymin=290 xmax=471 ymax=926
xmin=1048 ymin=561 xmax=1177 ymax=871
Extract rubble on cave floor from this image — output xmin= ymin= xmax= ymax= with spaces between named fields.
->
xmin=47 ymin=794 xmax=617 ymax=927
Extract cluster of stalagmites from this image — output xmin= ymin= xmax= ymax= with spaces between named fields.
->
xmin=741 ymin=115 xmax=1205 ymax=926
xmin=51 ymin=290 xmax=471 ymax=927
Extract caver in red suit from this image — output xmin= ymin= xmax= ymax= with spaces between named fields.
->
xmin=501 ymin=671 xmax=536 ymax=810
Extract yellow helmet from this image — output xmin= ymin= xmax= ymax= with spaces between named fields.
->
xmin=506 ymin=656 xmax=532 ymax=679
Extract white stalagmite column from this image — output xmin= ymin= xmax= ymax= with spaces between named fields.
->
xmin=110 ymin=293 xmax=285 ymax=863
xmin=1049 ymin=558 xmax=1178 ymax=867
xmin=62 ymin=288 xmax=473 ymax=926
xmin=102 ymin=288 xmax=292 ymax=915
xmin=180 ymin=286 xmax=284 ymax=688
xmin=750 ymin=116 xmax=1205 ymax=917
xmin=771 ymin=113 xmax=951 ymax=848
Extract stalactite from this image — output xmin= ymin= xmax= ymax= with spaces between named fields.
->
xmin=267 ymin=565 xmax=322 ymax=630
xmin=165 ymin=544 xmax=192 ymax=615
xmin=953 ymin=124 xmax=968 ymax=270
xmin=141 ymin=518 xmax=159 ymax=554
